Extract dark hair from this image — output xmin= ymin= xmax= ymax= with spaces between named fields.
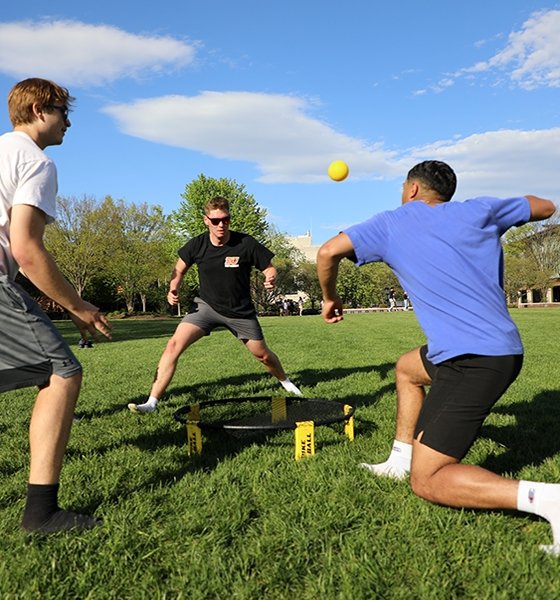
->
xmin=406 ymin=160 xmax=457 ymax=202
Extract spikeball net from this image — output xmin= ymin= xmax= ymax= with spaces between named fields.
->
xmin=173 ymin=396 xmax=355 ymax=460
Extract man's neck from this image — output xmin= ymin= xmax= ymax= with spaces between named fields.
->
xmin=209 ymin=230 xmax=231 ymax=246
xmin=14 ymin=124 xmax=44 ymax=149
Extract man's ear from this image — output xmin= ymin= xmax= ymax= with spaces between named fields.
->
xmin=32 ymin=102 xmax=45 ymax=121
xmin=408 ymin=181 xmax=420 ymax=199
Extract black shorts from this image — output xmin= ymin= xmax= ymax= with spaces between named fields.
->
xmin=415 ymin=345 xmax=523 ymax=460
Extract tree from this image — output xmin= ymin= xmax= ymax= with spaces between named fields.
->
xmin=261 ymin=227 xmax=304 ymax=304
xmin=503 ymin=218 xmax=560 ymax=300
xmin=360 ymin=263 xmax=401 ymax=307
xmin=104 ymin=197 xmax=171 ymax=313
xmin=171 ymin=174 xmax=274 ymax=313
xmin=294 ymin=261 xmax=322 ymax=309
xmin=173 ymin=174 xmax=269 ymax=242
xmin=44 ymin=195 xmax=107 ymax=297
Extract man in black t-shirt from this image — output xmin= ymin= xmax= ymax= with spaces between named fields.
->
xmin=129 ymin=196 xmax=302 ymax=414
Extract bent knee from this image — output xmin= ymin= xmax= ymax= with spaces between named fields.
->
xmin=165 ymin=336 xmax=187 ymax=356
xmin=410 ymin=472 xmax=435 ymax=502
xmin=253 ymin=350 xmax=270 ymax=363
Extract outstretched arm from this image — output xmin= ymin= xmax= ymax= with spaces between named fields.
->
xmin=316 ymin=233 xmax=356 ymax=323
xmin=167 ymin=258 xmax=190 ymax=305
xmin=526 ymin=195 xmax=557 ymax=222
xmin=10 ymin=204 xmax=111 ymax=341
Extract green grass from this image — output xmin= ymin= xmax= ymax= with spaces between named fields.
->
xmin=1 ymin=310 xmax=560 ymax=599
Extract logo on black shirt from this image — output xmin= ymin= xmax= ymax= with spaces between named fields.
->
xmin=224 ymin=256 xmax=240 ymax=268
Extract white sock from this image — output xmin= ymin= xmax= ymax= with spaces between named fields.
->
xmin=129 ymin=396 xmax=158 ymax=414
xmin=517 ymin=480 xmax=560 ymax=554
xmin=280 ymin=379 xmax=302 ymax=395
xmin=360 ymin=440 xmax=412 ymax=480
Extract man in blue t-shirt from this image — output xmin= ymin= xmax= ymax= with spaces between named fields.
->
xmin=317 ymin=160 xmax=560 ymax=553
xmin=129 ymin=196 xmax=301 ymax=414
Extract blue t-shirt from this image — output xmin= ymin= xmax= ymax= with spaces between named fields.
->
xmin=345 ymin=196 xmax=531 ymax=363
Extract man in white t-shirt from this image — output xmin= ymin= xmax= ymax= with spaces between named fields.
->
xmin=0 ymin=78 xmax=112 ymax=533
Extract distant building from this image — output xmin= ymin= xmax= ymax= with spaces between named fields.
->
xmin=288 ymin=231 xmax=321 ymax=263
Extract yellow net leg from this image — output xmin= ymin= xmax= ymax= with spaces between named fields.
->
xmin=294 ymin=420 xmax=315 ymax=460
xmin=186 ymin=403 xmax=202 ymax=456
xmin=344 ymin=404 xmax=355 ymax=441
xmin=186 ymin=422 xmax=202 ymax=456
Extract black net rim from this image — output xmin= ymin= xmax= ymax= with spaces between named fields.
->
xmin=173 ymin=396 xmax=355 ymax=431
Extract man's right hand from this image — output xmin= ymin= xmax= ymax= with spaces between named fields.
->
xmin=70 ymin=301 xmax=112 ymax=341
xmin=167 ymin=290 xmax=179 ymax=305
xmin=322 ymin=296 xmax=344 ymax=324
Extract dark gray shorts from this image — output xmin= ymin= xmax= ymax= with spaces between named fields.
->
xmin=415 ymin=345 xmax=523 ymax=459
xmin=182 ymin=297 xmax=264 ymax=340
xmin=0 ymin=276 xmax=82 ymax=393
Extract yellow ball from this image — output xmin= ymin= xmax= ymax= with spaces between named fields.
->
xmin=328 ymin=160 xmax=349 ymax=182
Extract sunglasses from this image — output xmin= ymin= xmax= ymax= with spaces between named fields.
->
xmin=46 ymin=104 xmax=70 ymax=121
xmin=206 ymin=216 xmax=231 ymax=226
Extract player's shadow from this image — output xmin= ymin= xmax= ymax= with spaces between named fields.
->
xmin=477 ymin=389 xmax=560 ymax=474
xmin=107 ymin=318 xmax=179 ymax=342
xmin=113 ymin=364 xmax=396 ymax=478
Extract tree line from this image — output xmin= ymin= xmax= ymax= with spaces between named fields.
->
xmin=21 ymin=174 xmax=558 ymax=316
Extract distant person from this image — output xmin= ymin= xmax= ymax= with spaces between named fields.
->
xmin=403 ymin=293 xmax=410 ymax=311
xmin=129 ymin=196 xmax=301 ymax=414
xmin=317 ymin=160 xmax=560 ymax=553
xmin=298 ymin=296 xmax=304 ymax=316
xmin=388 ymin=287 xmax=396 ymax=311
xmin=0 ymin=78 xmax=112 ymax=533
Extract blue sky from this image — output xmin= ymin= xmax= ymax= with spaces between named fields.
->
xmin=1 ymin=1 xmax=559 ymax=244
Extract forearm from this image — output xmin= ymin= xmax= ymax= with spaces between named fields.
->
xmin=526 ymin=195 xmax=557 ymax=221
xmin=168 ymin=271 xmax=184 ymax=294
xmin=18 ymin=244 xmax=84 ymax=312
xmin=317 ymin=234 xmax=354 ymax=299
xmin=317 ymin=247 xmax=341 ymax=300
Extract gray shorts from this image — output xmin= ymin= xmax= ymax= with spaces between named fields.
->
xmin=182 ymin=297 xmax=264 ymax=340
xmin=0 ymin=276 xmax=82 ymax=393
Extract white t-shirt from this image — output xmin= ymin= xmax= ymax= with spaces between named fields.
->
xmin=0 ymin=131 xmax=57 ymax=279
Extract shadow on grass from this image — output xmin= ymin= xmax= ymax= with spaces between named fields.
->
xmin=55 ymin=318 xmax=180 ymax=343
xmin=479 ymin=389 xmax=560 ymax=474
xmin=78 ymin=361 xmax=396 ymax=421
xmin=122 ymin=371 xmax=394 ymax=475
xmin=72 ymin=361 xmax=396 ymax=491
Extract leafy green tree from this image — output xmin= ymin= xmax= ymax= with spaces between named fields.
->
xmin=294 ymin=261 xmax=322 ymax=309
xmin=264 ymin=227 xmax=304 ymax=293
xmin=173 ymin=174 xmax=269 ymax=242
xmin=503 ymin=218 xmax=560 ymax=300
xmin=103 ymin=197 xmax=171 ymax=313
xmin=360 ymin=263 xmax=401 ymax=307
xmin=172 ymin=174 xmax=275 ymax=313
xmin=44 ymin=195 xmax=108 ymax=297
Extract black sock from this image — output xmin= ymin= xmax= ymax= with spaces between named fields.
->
xmin=21 ymin=483 xmax=102 ymax=533
xmin=21 ymin=483 xmax=60 ymax=530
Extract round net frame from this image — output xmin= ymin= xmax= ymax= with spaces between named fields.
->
xmin=173 ymin=396 xmax=355 ymax=432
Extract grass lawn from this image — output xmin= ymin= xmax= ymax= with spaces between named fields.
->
xmin=1 ymin=310 xmax=560 ymax=599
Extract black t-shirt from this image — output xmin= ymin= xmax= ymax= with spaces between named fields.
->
xmin=178 ymin=231 xmax=274 ymax=318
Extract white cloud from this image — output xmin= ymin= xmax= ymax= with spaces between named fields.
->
xmin=103 ymin=90 xmax=560 ymax=201
xmin=407 ymin=128 xmax=560 ymax=200
xmin=103 ymin=91 xmax=401 ymax=183
xmin=458 ymin=9 xmax=560 ymax=89
xmin=0 ymin=20 xmax=196 ymax=86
